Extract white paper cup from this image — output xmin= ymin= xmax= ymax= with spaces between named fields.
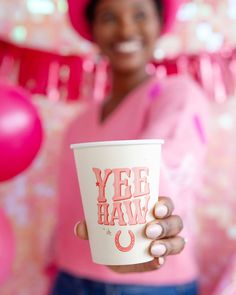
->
xmin=71 ymin=139 xmax=164 ymax=265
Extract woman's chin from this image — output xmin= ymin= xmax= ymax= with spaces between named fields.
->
xmin=111 ymin=61 xmax=146 ymax=75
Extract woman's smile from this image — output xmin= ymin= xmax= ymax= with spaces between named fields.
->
xmin=93 ymin=0 xmax=161 ymax=73
xmin=112 ymin=40 xmax=143 ymax=55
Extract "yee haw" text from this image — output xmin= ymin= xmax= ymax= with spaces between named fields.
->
xmin=93 ymin=167 xmax=150 ymax=226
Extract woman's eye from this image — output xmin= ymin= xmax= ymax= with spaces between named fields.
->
xmin=134 ymin=11 xmax=147 ymax=21
xmin=100 ymin=12 xmax=116 ymax=23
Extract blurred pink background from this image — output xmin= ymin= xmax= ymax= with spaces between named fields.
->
xmin=0 ymin=1 xmax=236 ymax=295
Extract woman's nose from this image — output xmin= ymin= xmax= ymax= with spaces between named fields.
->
xmin=117 ymin=16 xmax=138 ymax=39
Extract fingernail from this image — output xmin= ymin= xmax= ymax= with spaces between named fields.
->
xmin=155 ymin=204 xmax=168 ymax=218
xmin=74 ymin=221 xmax=81 ymax=237
xmin=146 ymin=224 xmax=163 ymax=239
xmin=151 ymin=243 xmax=167 ymax=257
xmin=158 ymin=257 xmax=165 ymax=265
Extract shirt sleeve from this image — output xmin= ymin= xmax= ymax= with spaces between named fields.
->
xmin=140 ymin=75 xmax=209 ymax=221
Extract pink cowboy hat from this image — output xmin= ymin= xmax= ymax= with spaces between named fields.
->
xmin=67 ymin=0 xmax=184 ymax=42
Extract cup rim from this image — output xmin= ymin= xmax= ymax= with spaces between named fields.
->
xmin=71 ymin=139 xmax=164 ymax=150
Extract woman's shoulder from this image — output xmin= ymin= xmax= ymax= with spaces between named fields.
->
xmin=146 ymin=75 xmax=209 ymax=126
xmin=156 ymin=74 xmax=208 ymax=106
xmin=64 ymin=101 xmax=98 ymax=141
xmin=70 ymin=101 xmax=97 ymax=123
xmin=160 ymin=74 xmax=202 ymax=93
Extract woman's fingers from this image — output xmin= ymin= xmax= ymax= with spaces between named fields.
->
xmin=74 ymin=221 xmax=88 ymax=240
xmin=154 ymin=196 xmax=175 ymax=219
xmin=150 ymin=236 xmax=186 ymax=257
xmin=146 ymin=215 xmax=183 ymax=240
xmin=147 ymin=196 xmax=185 ymax=263
xmin=75 ymin=197 xmax=183 ymax=242
xmin=73 ymin=196 xmax=185 ymax=274
xmin=108 ymin=257 xmax=166 ymax=274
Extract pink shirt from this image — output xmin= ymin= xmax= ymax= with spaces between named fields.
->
xmin=55 ymin=75 xmax=208 ymax=285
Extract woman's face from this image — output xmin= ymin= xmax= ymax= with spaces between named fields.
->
xmin=92 ymin=0 xmax=161 ymax=74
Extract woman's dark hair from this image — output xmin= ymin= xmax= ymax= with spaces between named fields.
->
xmin=85 ymin=0 xmax=164 ymax=25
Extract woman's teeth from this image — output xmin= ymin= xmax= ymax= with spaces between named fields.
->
xmin=114 ymin=41 xmax=142 ymax=53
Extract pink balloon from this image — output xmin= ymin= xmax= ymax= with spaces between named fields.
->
xmin=0 ymin=208 xmax=15 ymax=284
xmin=0 ymin=83 xmax=43 ymax=181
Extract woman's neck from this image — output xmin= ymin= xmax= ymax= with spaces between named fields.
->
xmin=110 ymin=68 xmax=149 ymax=103
xmin=100 ymin=68 xmax=149 ymax=122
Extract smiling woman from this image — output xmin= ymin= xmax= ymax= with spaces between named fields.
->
xmin=93 ymin=1 xmax=162 ymax=122
xmin=91 ymin=0 xmax=161 ymax=76
xmin=51 ymin=0 xmax=209 ymax=294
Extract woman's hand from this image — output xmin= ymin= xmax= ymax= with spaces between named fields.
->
xmin=74 ymin=196 xmax=185 ymax=273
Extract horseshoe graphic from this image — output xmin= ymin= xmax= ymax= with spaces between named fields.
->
xmin=115 ymin=230 xmax=135 ymax=252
